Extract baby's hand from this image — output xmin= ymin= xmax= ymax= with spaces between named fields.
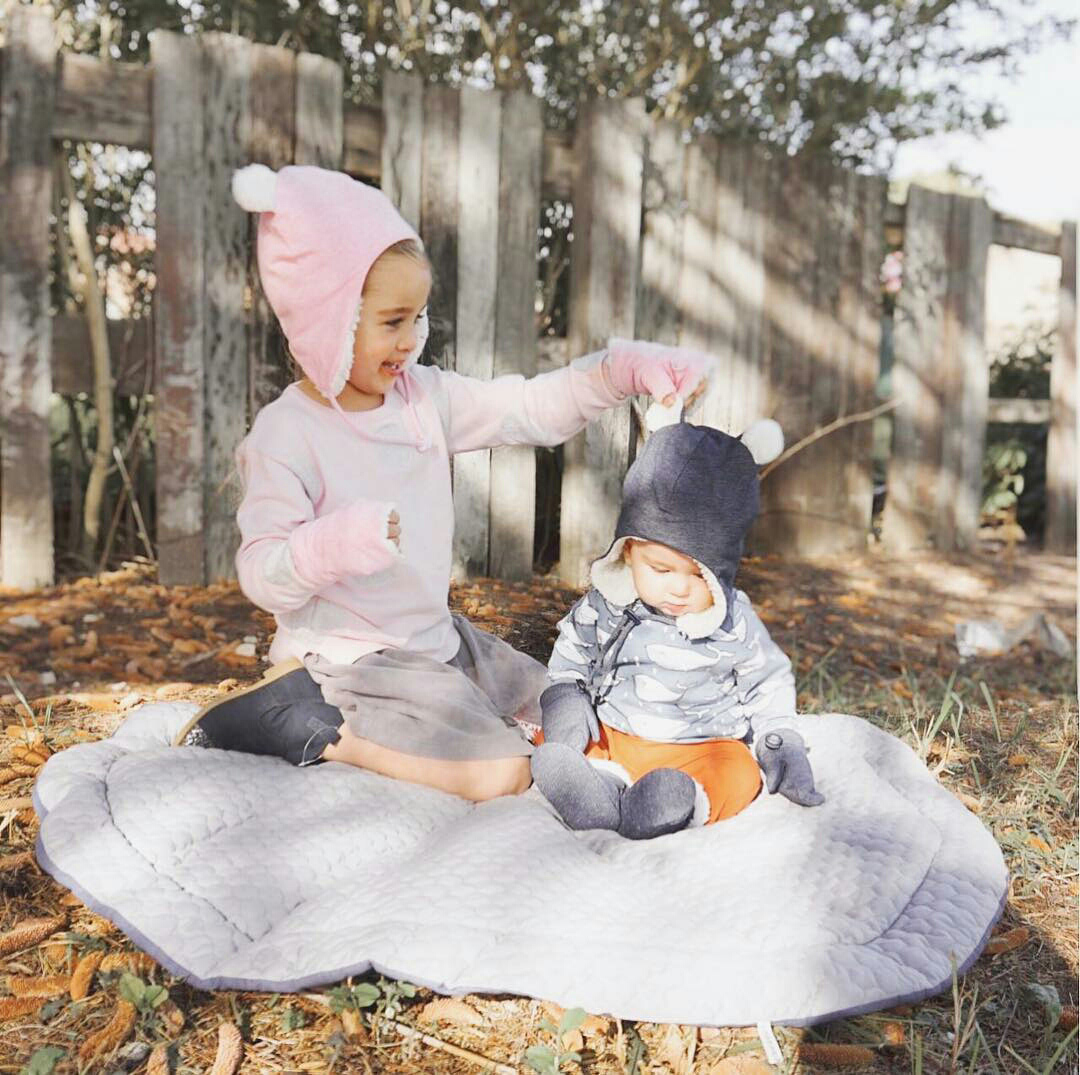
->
xmin=387 ymin=510 xmax=401 ymax=549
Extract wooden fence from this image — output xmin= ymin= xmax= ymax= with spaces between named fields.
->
xmin=0 ymin=9 xmax=1075 ymax=593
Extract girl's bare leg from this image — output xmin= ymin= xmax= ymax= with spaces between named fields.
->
xmin=322 ymin=725 xmax=531 ymax=802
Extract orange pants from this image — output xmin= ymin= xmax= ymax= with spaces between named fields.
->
xmin=584 ymin=723 xmax=762 ymax=823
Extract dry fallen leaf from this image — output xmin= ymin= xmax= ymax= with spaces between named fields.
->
xmin=207 ymin=1021 xmax=245 ymax=1075
xmin=0 ymin=995 xmax=44 ymax=1021
xmin=984 ymin=926 xmax=1030 ymax=956
xmin=147 ymin=1043 xmax=170 ymax=1075
xmin=881 ymin=1021 xmax=906 ymax=1046
xmin=0 ymin=914 xmax=67 ymax=956
xmin=1026 ymin=835 xmax=1052 ymax=854
xmin=418 ymin=997 xmax=485 ymax=1026
xmin=1007 ymin=754 xmax=1030 ymax=767
xmin=797 ymin=1042 xmax=877 ymax=1068
xmin=8 ymin=973 xmax=70 ymax=998
xmin=71 ymin=950 xmax=105 ymax=1001
xmin=78 ymin=998 xmax=137 ymax=1066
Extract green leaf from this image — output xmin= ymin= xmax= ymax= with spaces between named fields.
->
xmin=118 ymin=973 xmax=145 ymax=1006
xmin=558 ymin=1007 xmax=587 ymax=1036
xmin=144 ymin=984 xmax=169 ymax=1009
xmin=20 ymin=1046 xmax=66 ymax=1075
xmin=280 ymin=1007 xmax=306 ymax=1031
xmin=351 ymin=983 xmax=381 ymax=1008
xmin=400 ymin=982 xmax=417 ymax=998
xmin=38 ymin=998 xmax=65 ymax=1022
xmin=539 ymin=1018 xmax=558 ymax=1034
xmin=524 ymin=1044 xmax=557 ymax=1074
xmin=1022 ymin=982 xmax=1062 ymax=1030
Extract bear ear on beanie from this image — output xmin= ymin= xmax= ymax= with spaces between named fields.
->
xmin=232 ymin=164 xmax=278 ymax=213
xmin=740 ymin=418 xmax=784 ymax=465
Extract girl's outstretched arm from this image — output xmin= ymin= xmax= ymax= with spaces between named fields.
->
xmin=427 ymin=339 xmax=709 ymax=454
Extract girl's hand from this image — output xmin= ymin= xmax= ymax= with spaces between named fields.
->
xmin=605 ymin=338 xmax=711 ymax=406
xmin=387 ymin=510 xmax=401 ymax=548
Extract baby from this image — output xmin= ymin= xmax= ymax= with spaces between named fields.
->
xmin=531 ymin=418 xmax=823 ymax=839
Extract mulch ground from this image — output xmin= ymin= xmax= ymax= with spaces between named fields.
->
xmin=0 ymin=547 xmax=1075 ymax=1073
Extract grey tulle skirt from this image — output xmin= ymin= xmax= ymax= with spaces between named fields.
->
xmin=302 ymin=615 xmax=547 ymax=761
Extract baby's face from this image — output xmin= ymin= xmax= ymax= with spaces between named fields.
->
xmin=624 ymin=540 xmax=713 ymax=617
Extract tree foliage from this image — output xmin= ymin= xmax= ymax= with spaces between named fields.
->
xmin=29 ymin=0 xmax=1073 ymax=169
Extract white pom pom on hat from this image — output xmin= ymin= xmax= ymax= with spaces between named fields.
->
xmin=232 ymin=163 xmax=278 ymax=213
xmin=740 ymin=418 xmax=784 ymax=465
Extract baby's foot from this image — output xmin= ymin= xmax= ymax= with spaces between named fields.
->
xmin=530 ymin=743 xmax=622 ymax=831
xmin=618 ymin=768 xmax=696 ymax=840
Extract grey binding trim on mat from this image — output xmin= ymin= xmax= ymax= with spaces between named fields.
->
xmin=33 ymin=704 xmax=1008 ymax=1026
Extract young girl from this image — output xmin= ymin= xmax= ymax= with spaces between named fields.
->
xmin=176 ymin=162 xmax=709 ymax=803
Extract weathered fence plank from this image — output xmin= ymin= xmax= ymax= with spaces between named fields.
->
xmin=638 ymin=118 xmax=686 ymax=349
xmin=452 ymin=86 xmax=502 ymax=579
xmin=559 ymin=97 xmax=645 ymax=587
xmin=676 ymin=135 xmax=720 ymax=424
xmin=951 ymin=193 xmax=992 ymax=547
xmin=1045 ymin=221 xmax=1077 ymax=553
xmin=883 ymin=186 xmax=991 ymax=550
xmin=54 ymin=52 xmax=151 ymax=150
xmin=420 ymin=86 xmax=460 ymax=372
xmin=0 ymin=8 xmax=56 ymax=590
xmin=380 ymin=72 xmax=423 ymax=229
xmin=202 ymin=34 xmax=253 ymax=581
xmin=151 ymin=30 xmax=206 ymax=586
xmin=489 ymin=90 xmax=543 ymax=581
xmin=756 ymin=155 xmax=817 ymax=551
xmin=52 ymin=315 xmax=152 ymax=395
xmin=247 ymin=43 xmax=296 ymax=420
xmin=295 ymin=53 xmax=343 ymax=169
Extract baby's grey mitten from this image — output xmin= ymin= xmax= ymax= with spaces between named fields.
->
xmin=540 ymin=681 xmax=600 ymax=753
xmin=755 ymin=729 xmax=824 ymax=807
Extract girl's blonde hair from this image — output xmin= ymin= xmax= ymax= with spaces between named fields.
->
xmin=364 ymin=238 xmax=429 ymax=289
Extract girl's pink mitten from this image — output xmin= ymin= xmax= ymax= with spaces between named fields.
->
xmin=605 ymin=338 xmax=711 ymax=403
xmin=288 ymin=499 xmax=400 ymax=589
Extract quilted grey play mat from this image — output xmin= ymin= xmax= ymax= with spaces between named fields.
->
xmin=33 ymin=702 xmax=1006 ymax=1028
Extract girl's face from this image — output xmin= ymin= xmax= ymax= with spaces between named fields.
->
xmin=625 ymin=539 xmax=713 ymax=617
xmin=346 ymin=252 xmax=432 ymax=405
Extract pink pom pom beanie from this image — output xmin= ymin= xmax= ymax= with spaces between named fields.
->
xmin=231 ymin=164 xmax=424 ymax=402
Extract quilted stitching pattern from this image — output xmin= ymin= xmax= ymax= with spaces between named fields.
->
xmin=34 ymin=705 xmax=1006 ymax=1025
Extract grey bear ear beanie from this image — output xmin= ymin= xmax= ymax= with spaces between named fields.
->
xmin=590 ymin=422 xmax=778 ymax=632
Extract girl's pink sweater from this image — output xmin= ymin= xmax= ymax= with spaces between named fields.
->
xmin=235 ymin=354 xmax=624 ymax=665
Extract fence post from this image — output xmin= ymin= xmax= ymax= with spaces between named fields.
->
xmin=200 ymin=34 xmax=255 ymax=582
xmin=0 ymin=8 xmax=56 ymax=590
xmin=558 ymin=97 xmax=646 ymax=587
xmin=489 ymin=90 xmax=543 ymax=581
xmin=452 ymin=85 xmax=501 ymax=579
xmin=381 ymin=71 xmax=423 ymax=229
xmin=246 ymin=42 xmax=297 ymax=419
xmin=295 ymin=53 xmax=343 ymax=170
xmin=420 ymin=86 xmax=460 ymax=373
xmin=1045 ymin=221 xmax=1077 ymax=554
xmin=151 ymin=30 xmax=206 ymax=585
xmin=882 ymin=185 xmax=991 ymax=551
